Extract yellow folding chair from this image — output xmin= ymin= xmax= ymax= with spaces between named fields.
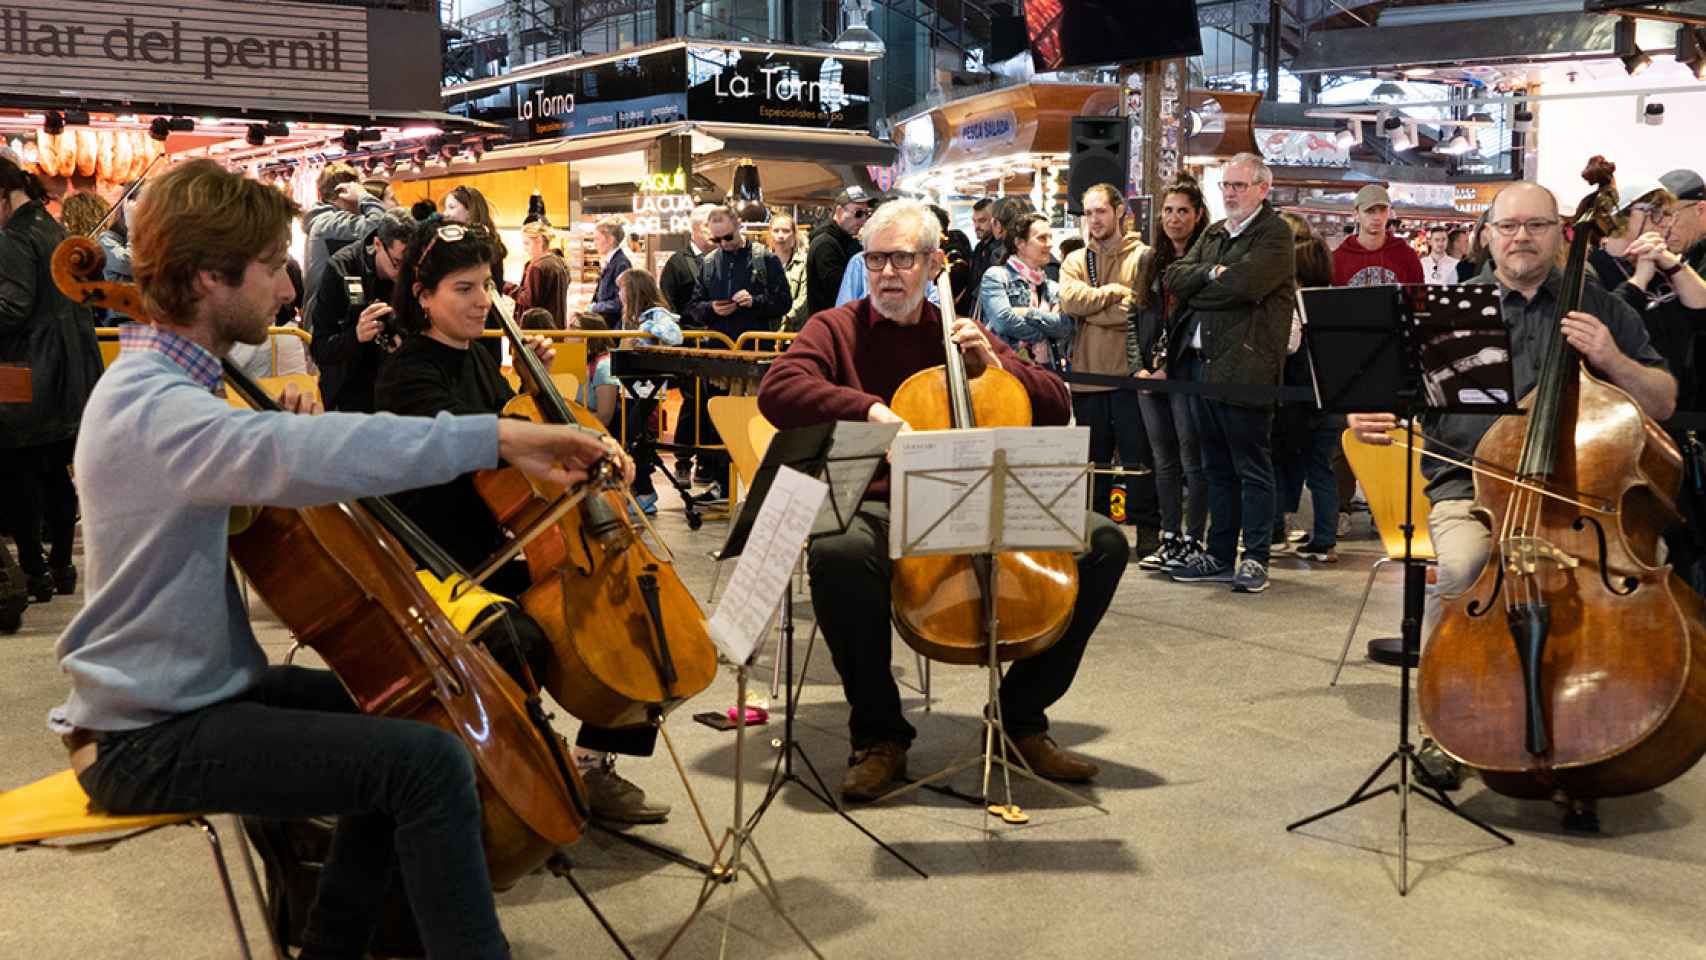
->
xmin=1331 ymin=427 xmax=1438 ymax=685
xmin=0 ymin=769 xmax=280 ymax=958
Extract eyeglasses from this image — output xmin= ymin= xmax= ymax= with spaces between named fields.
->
xmin=846 ymin=206 xmax=873 ymax=220
xmin=864 ymin=250 xmax=923 ymax=271
xmin=416 ymin=223 xmax=489 ymax=267
xmin=1489 ymin=218 xmax=1560 ymax=237
xmin=1221 ymin=180 xmax=1260 ymax=193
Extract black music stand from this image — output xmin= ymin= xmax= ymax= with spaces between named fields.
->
xmin=1285 ymin=283 xmax=1517 ymax=895
xmin=719 ymin=421 xmax=928 ymax=878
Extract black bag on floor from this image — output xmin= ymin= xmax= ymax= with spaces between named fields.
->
xmin=241 ymin=816 xmax=425 ymax=959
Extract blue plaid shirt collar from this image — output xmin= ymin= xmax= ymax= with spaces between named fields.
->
xmin=119 ymin=323 xmax=225 ymax=395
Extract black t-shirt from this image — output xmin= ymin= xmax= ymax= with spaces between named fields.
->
xmin=372 ymin=335 xmax=516 ymax=570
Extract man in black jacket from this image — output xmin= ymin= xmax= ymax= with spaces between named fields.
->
xmin=662 ymin=204 xmax=718 ymax=484
xmin=307 ymin=208 xmax=414 ymax=413
xmin=1162 ymin=153 xmax=1295 ymax=595
xmin=681 ymin=206 xmax=790 ymax=492
xmin=0 ymin=157 xmax=103 ymax=601
xmin=587 ymin=216 xmax=631 ymax=326
xmin=805 ymin=186 xmax=875 ymax=317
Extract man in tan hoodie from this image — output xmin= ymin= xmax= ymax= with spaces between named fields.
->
xmin=1060 ymin=183 xmax=1158 ymax=553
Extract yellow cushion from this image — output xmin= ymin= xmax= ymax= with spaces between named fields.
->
xmin=415 ymin=570 xmax=513 ymax=634
xmin=0 ymin=769 xmax=197 ymax=845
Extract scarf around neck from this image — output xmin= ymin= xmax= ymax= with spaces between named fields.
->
xmin=1007 ymin=255 xmax=1047 ymax=289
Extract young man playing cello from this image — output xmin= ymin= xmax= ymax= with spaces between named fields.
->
xmin=51 ymin=159 xmax=628 ymax=959
xmin=758 ymin=199 xmax=1131 ymax=801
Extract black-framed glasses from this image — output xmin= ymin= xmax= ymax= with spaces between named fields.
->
xmin=713 ymin=232 xmax=740 ymax=244
xmin=416 ymin=223 xmax=489 ymax=268
xmin=1489 ymin=218 xmax=1560 ymax=237
xmin=865 ymin=250 xmax=923 ymax=271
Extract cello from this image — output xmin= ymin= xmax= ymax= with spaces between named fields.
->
xmin=888 ymin=268 xmax=1079 ymax=665
xmin=471 ymin=286 xmax=717 ymax=729
xmin=51 ymin=236 xmax=591 ymax=888
xmin=1419 ymin=164 xmax=1706 ymax=815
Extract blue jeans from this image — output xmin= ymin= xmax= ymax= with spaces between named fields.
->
xmin=1186 ymin=355 xmax=1276 ymax=566
xmin=1274 ymin=419 xmax=1342 ymax=548
xmin=1138 ymin=388 xmax=1206 ymax=540
xmin=76 ymin=666 xmax=509 ymax=960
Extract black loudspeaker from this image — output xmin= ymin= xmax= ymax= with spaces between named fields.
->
xmin=989 ymin=14 xmax=1028 ymax=62
xmin=1067 ymin=116 xmax=1130 ymax=214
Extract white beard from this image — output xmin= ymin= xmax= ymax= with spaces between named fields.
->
xmin=871 ymin=285 xmax=927 ymax=324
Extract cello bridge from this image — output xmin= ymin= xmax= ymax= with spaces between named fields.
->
xmin=1501 ymin=535 xmax=1581 ymax=576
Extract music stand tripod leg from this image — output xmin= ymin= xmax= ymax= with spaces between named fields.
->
xmin=1285 ymin=418 xmax=1512 ymax=894
xmin=546 ymin=852 xmax=637 ymax=960
xmin=743 ymin=588 xmax=930 ymax=878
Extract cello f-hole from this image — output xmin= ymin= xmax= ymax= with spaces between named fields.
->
xmin=1572 ymin=515 xmax=1640 ymax=596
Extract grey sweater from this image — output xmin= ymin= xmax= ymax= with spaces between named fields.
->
xmin=51 ymin=346 xmax=498 ymax=732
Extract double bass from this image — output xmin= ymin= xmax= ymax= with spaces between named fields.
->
xmin=51 ymin=236 xmax=590 ymax=888
xmin=472 ymin=287 xmax=717 ymax=728
xmin=889 ymin=268 xmax=1079 ymax=665
xmin=1420 ymin=165 xmax=1706 ymax=814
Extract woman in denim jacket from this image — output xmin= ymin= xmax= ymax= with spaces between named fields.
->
xmin=979 ymin=211 xmax=1073 ymax=372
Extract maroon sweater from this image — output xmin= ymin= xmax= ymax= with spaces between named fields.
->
xmin=759 ymin=298 xmax=1072 ymax=500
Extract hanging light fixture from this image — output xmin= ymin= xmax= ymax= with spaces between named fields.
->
xmin=1676 ymin=26 xmax=1706 ymax=80
xmin=730 ymin=158 xmax=767 ymax=223
xmin=1438 ymin=127 xmax=1473 ymax=155
xmin=1617 ymin=18 xmax=1652 ymax=76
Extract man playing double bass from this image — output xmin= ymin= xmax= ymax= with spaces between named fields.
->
xmin=758 ymin=199 xmax=1131 ymax=801
xmin=1348 ymin=181 xmax=1675 ymax=807
xmin=51 ymin=159 xmax=627 ymax=958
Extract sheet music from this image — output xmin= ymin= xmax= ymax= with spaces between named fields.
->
xmin=890 ymin=430 xmax=995 ymax=557
xmin=889 ymin=426 xmax=1090 ymax=557
xmin=812 ymin=421 xmax=900 ymax=536
xmin=706 ymin=466 xmax=828 ymax=666
xmin=993 ymin=427 xmax=1089 ymax=548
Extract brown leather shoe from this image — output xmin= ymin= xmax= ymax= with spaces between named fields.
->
xmin=840 ymin=742 xmax=907 ymax=802
xmin=1012 ymin=734 xmax=1099 ymax=782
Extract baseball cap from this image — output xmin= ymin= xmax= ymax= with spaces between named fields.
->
xmin=1660 ymin=169 xmax=1705 ymax=202
xmin=835 ymin=186 xmax=879 ymax=207
xmin=1615 ymin=175 xmax=1668 ymax=213
xmin=1354 ymin=184 xmax=1392 ymax=211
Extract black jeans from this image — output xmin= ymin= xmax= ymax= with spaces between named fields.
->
xmin=1186 ymin=355 xmax=1276 ymax=567
xmin=1137 ymin=388 xmax=1206 ymax=541
xmin=76 ymin=666 xmax=509 ymax=960
xmin=1073 ymin=390 xmax=1158 ymax=529
xmin=806 ymin=504 xmax=1130 ymax=750
xmin=2 ymin=437 xmax=77 ymax=575
xmin=620 ymin=397 xmax=659 ymax=498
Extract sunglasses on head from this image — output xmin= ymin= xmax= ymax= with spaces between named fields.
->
xmin=416 ymin=223 xmax=490 ymax=268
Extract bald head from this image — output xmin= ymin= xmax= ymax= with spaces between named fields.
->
xmin=1489 ymin=182 xmax=1560 ymax=222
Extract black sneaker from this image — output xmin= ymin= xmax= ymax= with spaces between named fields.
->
xmin=1138 ymin=532 xmax=1177 ymax=570
xmin=1162 ymin=539 xmax=1207 ymax=573
xmin=26 ymin=572 xmax=55 ymax=603
xmin=1170 ymin=552 xmax=1233 ymax=583
xmin=1294 ymin=542 xmax=1338 ymax=563
xmin=52 ymin=564 xmax=77 ymax=595
xmin=1414 ymin=740 xmax=1463 ymax=792
xmin=674 ymin=458 xmax=694 ymax=485
xmin=693 ymin=465 xmax=719 ymax=485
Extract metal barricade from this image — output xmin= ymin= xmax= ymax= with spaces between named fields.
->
xmin=732 ymin=330 xmax=798 ymax=353
xmin=97 ymin=326 xmax=313 ymax=378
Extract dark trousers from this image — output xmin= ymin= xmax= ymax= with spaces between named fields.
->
xmin=1186 ymin=356 xmax=1276 ymax=567
xmin=806 ymin=504 xmax=1129 ymax=750
xmin=77 ymin=666 xmax=509 ymax=960
xmin=1274 ymin=419 xmax=1342 ymax=549
xmin=621 ymin=397 xmax=659 ymax=498
xmin=1074 ymin=389 xmax=1158 ymax=528
xmin=1137 ymin=388 xmax=1206 ymax=540
xmin=2 ymin=437 xmax=77 ymax=575
xmin=485 ymin=564 xmax=658 ymax=757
